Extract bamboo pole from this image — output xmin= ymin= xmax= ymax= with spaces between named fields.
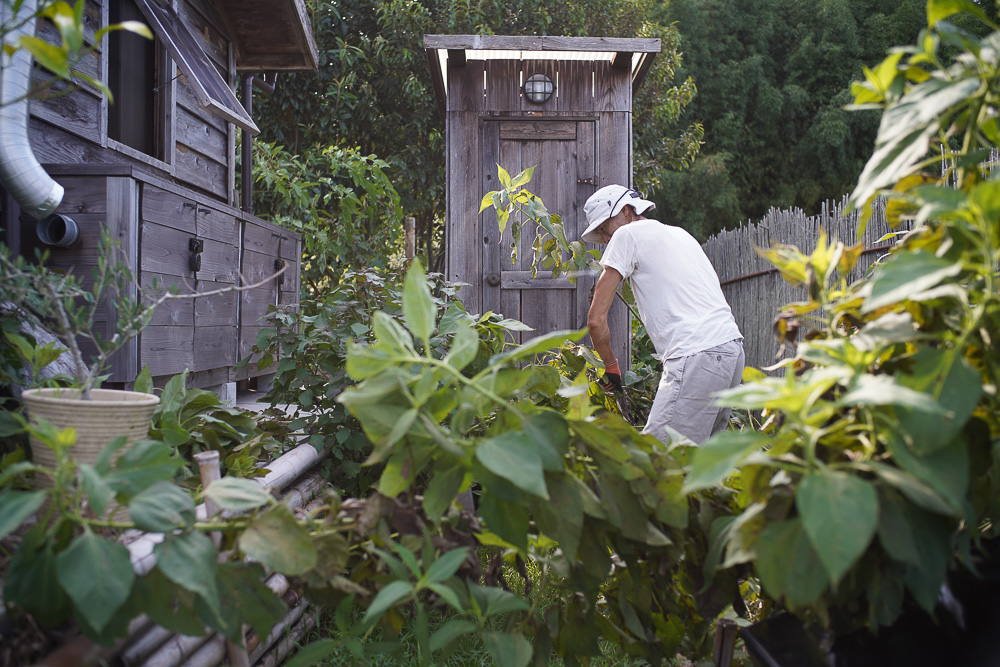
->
xmin=256 ymin=611 xmax=317 ymax=667
xmin=247 ymin=600 xmax=308 ymax=664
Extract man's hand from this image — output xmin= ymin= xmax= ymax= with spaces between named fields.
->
xmin=599 ymin=360 xmax=624 ymax=394
xmin=601 ymin=371 xmax=624 ymax=394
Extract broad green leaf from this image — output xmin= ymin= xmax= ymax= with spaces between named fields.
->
xmin=894 ymin=348 xmax=980 ymax=455
xmin=422 ymin=464 xmax=466 ymax=520
xmin=427 ymin=581 xmax=464 ymax=611
xmin=159 ymin=372 xmax=187 ymax=415
xmin=755 ymin=519 xmax=829 ymax=607
xmin=886 ymin=433 xmax=969 ymax=515
xmin=534 ymin=473 xmax=584 ymax=559
xmin=345 ymin=340 xmax=395 ymax=379
xmin=476 ymin=433 xmax=548 ymax=498
xmin=0 ymin=490 xmax=46 ymax=541
xmin=57 ymin=532 xmax=134 ymax=632
xmin=509 ymin=165 xmax=535 ymax=189
xmin=18 ymin=36 xmax=70 ymax=77
xmin=902 ymin=504 xmax=955 ymax=613
xmin=862 ymin=251 xmax=963 ymax=313
xmin=838 ymin=374 xmax=952 ymax=415
xmin=470 ymin=584 xmax=532 ymax=617
xmin=479 ymin=191 xmax=497 ymax=213
xmin=867 ymin=462 xmax=953 ymax=516
xmin=402 ymin=259 xmax=436 ymax=345
xmin=239 ymin=503 xmax=317 ymax=575
xmin=877 ymin=488 xmax=922 ymax=566
xmin=796 ymin=471 xmax=879 ymax=587
xmin=484 ymin=632 xmax=533 ymax=667
xmin=682 ymin=430 xmax=768 ymax=493
xmin=927 ymin=0 xmax=991 ymax=27
xmin=443 ymin=320 xmax=479 ymax=371
xmin=129 ymin=481 xmax=196 ymax=532
xmin=429 ymin=619 xmax=476 ymax=652
xmin=213 ymin=562 xmax=288 ymax=643
xmin=521 ymin=411 xmax=570 ymax=471
xmin=478 ymin=493 xmax=529 ymax=553
xmin=424 ymin=547 xmax=469 ymax=584
xmin=497 ymin=164 xmax=512 ymax=189
xmin=378 ymin=447 xmax=420 ymax=497
xmin=4 ymin=527 xmax=69 ymax=625
xmin=131 ymin=568 xmax=204 ymax=636
xmin=134 ymin=366 xmax=154 ymax=394
xmin=363 ymin=580 xmax=414 ymax=624
xmin=204 ymin=477 xmax=273 ymax=511
xmin=113 ymin=20 xmax=154 ymax=40
xmin=489 ymin=328 xmax=587 ymax=365
xmin=285 ymin=639 xmax=339 ymax=667
xmin=105 ymin=440 xmax=182 ymax=500
xmin=155 ymin=532 xmax=220 ymax=614
xmin=372 ymin=311 xmax=415 ymax=353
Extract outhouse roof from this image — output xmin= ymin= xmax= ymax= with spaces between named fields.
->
xmin=423 ymin=35 xmax=660 ymax=120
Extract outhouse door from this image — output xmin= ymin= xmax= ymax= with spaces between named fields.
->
xmin=482 ymin=119 xmax=597 ymax=343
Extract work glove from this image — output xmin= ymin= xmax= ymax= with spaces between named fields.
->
xmin=599 ymin=361 xmax=624 ymax=394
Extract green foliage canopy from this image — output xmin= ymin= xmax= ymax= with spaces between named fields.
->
xmin=649 ymin=0 xmax=998 ymax=240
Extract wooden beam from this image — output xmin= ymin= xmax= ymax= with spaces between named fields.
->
xmin=424 ymin=46 xmax=446 ymax=124
xmin=611 ymin=52 xmax=633 ymax=69
xmin=447 ymin=48 xmax=466 ymax=68
xmin=632 ymin=52 xmax=657 ymax=92
xmin=423 ymin=35 xmax=660 ymax=53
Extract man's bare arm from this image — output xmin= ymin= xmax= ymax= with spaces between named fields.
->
xmin=587 ymin=266 xmax=623 ymax=368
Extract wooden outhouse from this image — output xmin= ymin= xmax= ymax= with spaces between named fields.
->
xmin=2 ymin=0 xmax=317 ymax=390
xmin=423 ymin=35 xmax=660 ymax=367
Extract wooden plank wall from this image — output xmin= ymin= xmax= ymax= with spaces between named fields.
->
xmin=446 ymin=56 xmax=632 ymax=366
xmin=29 ymin=0 xmax=236 ymax=205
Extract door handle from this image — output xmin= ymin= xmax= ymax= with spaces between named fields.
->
xmin=486 ymin=273 xmax=500 ymax=287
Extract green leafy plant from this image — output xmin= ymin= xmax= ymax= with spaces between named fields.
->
xmin=251 ymin=141 xmax=403 ymax=292
xmin=331 ymin=259 xmax=745 ymax=665
xmin=137 ymin=368 xmax=284 ymax=481
xmin=684 ymin=0 xmax=1000 ymax=634
xmin=242 ymin=266 xmax=531 ymax=497
xmin=0 ymin=419 xmax=290 ymax=646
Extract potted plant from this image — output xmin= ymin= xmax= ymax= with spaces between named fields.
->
xmin=1 ymin=231 xmax=163 ymax=470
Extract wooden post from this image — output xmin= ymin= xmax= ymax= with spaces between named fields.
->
xmin=193 ymin=451 xmax=250 ymax=667
xmin=405 ymin=216 xmax=416 ymax=260
xmin=712 ymin=618 xmax=738 ymax=667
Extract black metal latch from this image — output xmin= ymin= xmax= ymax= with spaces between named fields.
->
xmin=274 ymin=258 xmax=285 ymax=287
xmin=189 ymin=238 xmax=204 ymax=272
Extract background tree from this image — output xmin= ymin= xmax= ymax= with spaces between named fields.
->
xmin=252 ymin=0 xmax=701 ymax=277
xmin=648 ymin=0 xmax=954 ymax=240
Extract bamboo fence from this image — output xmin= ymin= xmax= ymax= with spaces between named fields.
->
xmin=701 ymin=196 xmax=907 ymax=374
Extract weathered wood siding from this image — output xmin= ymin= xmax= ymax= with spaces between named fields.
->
xmin=445 ymin=56 xmax=632 ymax=368
xmin=31 ymin=166 xmax=299 ymax=386
xmin=29 ymin=0 xmax=237 ymax=205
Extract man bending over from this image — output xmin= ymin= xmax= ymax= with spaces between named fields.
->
xmin=582 ymin=184 xmax=744 ymax=445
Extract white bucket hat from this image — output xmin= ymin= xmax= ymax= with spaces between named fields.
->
xmin=581 ymin=185 xmax=655 ymax=243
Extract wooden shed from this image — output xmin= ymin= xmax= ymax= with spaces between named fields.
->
xmin=423 ymin=35 xmax=660 ymax=368
xmin=2 ymin=0 xmax=317 ymax=392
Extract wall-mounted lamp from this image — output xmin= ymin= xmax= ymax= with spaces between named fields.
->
xmin=36 ymin=213 xmax=79 ymax=247
xmin=523 ymin=73 xmax=554 ymax=104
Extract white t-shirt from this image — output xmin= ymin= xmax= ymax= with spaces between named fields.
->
xmin=599 ymin=219 xmax=741 ymax=360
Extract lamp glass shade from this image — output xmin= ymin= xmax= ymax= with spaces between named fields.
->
xmin=523 ymin=73 xmax=554 ymax=104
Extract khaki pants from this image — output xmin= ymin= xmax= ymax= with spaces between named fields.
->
xmin=642 ymin=339 xmax=744 ymax=445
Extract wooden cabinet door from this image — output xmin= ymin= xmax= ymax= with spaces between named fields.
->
xmin=482 ymin=119 xmax=597 ymax=343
